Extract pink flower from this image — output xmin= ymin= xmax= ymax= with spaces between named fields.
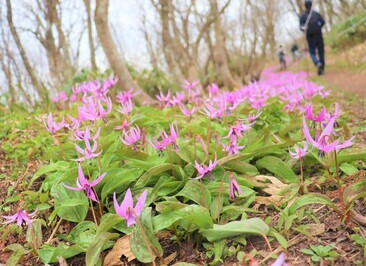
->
xmin=74 ymin=126 xmax=101 ymax=141
xmin=148 ymin=137 xmax=169 ymax=154
xmin=229 ymin=174 xmax=244 ymax=199
xmin=289 ymin=142 xmax=308 ymax=159
xmin=223 ymin=141 xmax=245 ymax=155
xmin=305 ymin=104 xmax=326 ymax=123
xmin=115 ymin=119 xmax=131 ymax=131
xmin=118 ymin=99 xmax=133 ymax=116
xmin=113 ymin=188 xmax=148 ymax=227
xmin=208 ymin=83 xmax=219 ymax=97
xmin=117 ymin=88 xmax=137 ymax=104
xmin=193 ymin=155 xmax=217 ymax=180
xmin=75 ymin=139 xmax=102 ymax=161
xmin=97 ymin=96 xmax=112 ymax=120
xmin=2 ymin=209 xmax=37 ymax=228
xmin=228 ymin=122 xmax=253 ymax=142
xmin=303 ymin=117 xmax=354 ymax=156
xmin=182 ymin=80 xmax=199 ymax=91
xmin=63 ymin=164 xmax=106 ymax=202
xmin=201 ymin=103 xmax=224 ymax=120
xmin=180 ymin=105 xmax=197 ymax=117
xmin=120 ymin=126 xmax=141 ymax=150
xmin=156 ymin=90 xmax=171 ymax=104
xmin=44 ymin=113 xmax=65 ymax=134
xmin=168 ymin=123 xmax=179 ymax=145
xmin=271 ymin=252 xmax=288 ymax=266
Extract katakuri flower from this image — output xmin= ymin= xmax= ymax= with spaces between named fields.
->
xmin=63 ymin=164 xmax=106 ymax=202
xmin=113 ymin=188 xmax=148 ymax=227
xmin=289 ymin=142 xmax=308 ymax=159
xmin=223 ymin=141 xmax=245 ymax=155
xmin=75 ymin=138 xmax=102 ymax=161
xmin=305 ymin=104 xmax=326 ymax=123
xmin=193 ymin=155 xmax=217 ymax=180
xmin=303 ymin=116 xmax=354 ymax=156
xmin=120 ymin=125 xmax=141 ymax=150
xmin=271 ymin=252 xmax=288 ymax=266
xmin=229 ymin=174 xmax=244 ymax=200
xmin=44 ymin=113 xmax=65 ymax=134
xmin=2 ymin=209 xmax=37 ymax=228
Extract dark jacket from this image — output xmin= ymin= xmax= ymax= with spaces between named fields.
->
xmin=300 ymin=10 xmax=325 ymax=37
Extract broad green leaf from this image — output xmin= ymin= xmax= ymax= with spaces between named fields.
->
xmin=288 ymin=194 xmax=334 ymax=214
xmin=339 ymin=163 xmax=359 ymax=175
xmin=335 ymin=152 xmax=366 ymax=165
xmin=85 ymin=232 xmax=119 ymax=266
xmin=201 ymin=218 xmax=269 ymax=242
xmin=26 ymin=220 xmax=43 ymax=248
xmin=217 ymin=153 xmax=252 ymax=166
xmin=223 ymin=161 xmax=259 ymax=176
xmin=67 ymin=221 xmax=96 ymax=244
xmin=134 ymin=163 xmax=173 ymax=188
xmin=38 ymin=244 xmax=85 ymax=264
xmin=153 ymin=204 xmax=213 ymax=231
xmin=256 ymin=156 xmax=298 ymax=183
xmin=30 ymin=161 xmax=70 ymax=186
xmin=101 ymin=168 xmax=144 ymax=202
xmin=3 ymin=244 xmax=29 ymax=266
xmin=176 ymin=180 xmax=212 ymax=206
xmin=51 ymin=183 xmax=88 ymax=222
xmin=96 ymin=214 xmax=123 ymax=235
xmin=269 ymin=228 xmax=288 ymax=249
xmin=130 ymin=208 xmax=163 ymax=263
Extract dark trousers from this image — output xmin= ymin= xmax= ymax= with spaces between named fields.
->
xmin=307 ymin=34 xmax=325 ymax=67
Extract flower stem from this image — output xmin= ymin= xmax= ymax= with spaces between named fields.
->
xmin=167 ymin=147 xmax=175 ymax=177
xmin=46 ymin=218 xmax=63 ymax=244
xmin=299 ymin=158 xmax=305 ymax=195
xmin=334 ymin=150 xmax=345 ymax=215
xmin=206 ymin=119 xmax=212 ymax=156
xmin=89 ymin=199 xmax=99 ymax=226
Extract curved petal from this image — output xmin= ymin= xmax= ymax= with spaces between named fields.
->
xmin=120 ymin=189 xmax=133 ymax=218
xmin=77 ymin=164 xmax=88 ymax=186
xmin=62 ymin=183 xmax=83 ymax=191
xmin=336 ymin=136 xmax=355 ymax=150
xmin=318 ymin=118 xmax=336 ymax=141
xmin=134 ymin=190 xmax=148 ymax=216
xmin=89 ymin=172 xmax=107 ymax=187
xmin=302 ymin=116 xmax=317 ymax=146
xmin=75 ymin=144 xmax=85 ymax=155
xmin=126 ymin=214 xmax=136 ymax=227
xmin=113 ymin=192 xmax=125 ymax=218
xmin=2 ymin=213 xmax=18 ymax=224
xmin=316 ymin=107 xmax=327 ymax=122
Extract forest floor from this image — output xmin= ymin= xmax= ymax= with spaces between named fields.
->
xmin=0 ymin=49 xmax=365 ymax=266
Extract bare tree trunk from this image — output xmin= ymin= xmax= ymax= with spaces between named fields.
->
xmin=6 ymin=0 xmax=48 ymax=103
xmin=94 ymin=0 xmax=153 ymax=104
xmin=0 ymin=52 xmax=16 ymax=105
xmin=210 ymin=0 xmax=239 ymax=89
xmin=83 ymin=0 xmax=97 ymax=71
xmin=156 ymin=0 xmax=185 ymax=83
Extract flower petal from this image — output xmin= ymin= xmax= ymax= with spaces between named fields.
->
xmin=134 ymin=190 xmax=148 ymax=216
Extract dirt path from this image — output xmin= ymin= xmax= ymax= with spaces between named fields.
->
xmin=322 ymin=69 xmax=366 ymax=97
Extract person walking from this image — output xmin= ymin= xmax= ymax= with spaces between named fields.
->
xmin=291 ymin=43 xmax=300 ymax=61
xmin=278 ymin=45 xmax=287 ymax=71
xmin=300 ymin=0 xmax=325 ymax=75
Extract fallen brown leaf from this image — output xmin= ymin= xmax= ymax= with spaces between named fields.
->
xmin=104 ymin=234 xmax=135 ymax=266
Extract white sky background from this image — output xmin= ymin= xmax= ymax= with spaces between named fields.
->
xmin=0 ymin=0 xmax=307 ymax=97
